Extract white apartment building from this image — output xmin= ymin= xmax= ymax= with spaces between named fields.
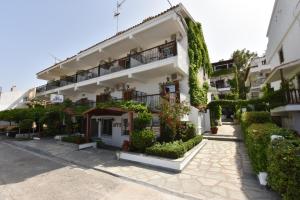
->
xmin=0 ymin=86 xmax=35 ymax=126
xmin=264 ymin=0 xmax=300 ymax=134
xmin=0 ymin=86 xmax=34 ymax=111
xmin=245 ymin=56 xmax=272 ymax=99
xmin=210 ymin=59 xmax=234 ymax=99
xmin=35 ymin=4 xmax=211 ymax=147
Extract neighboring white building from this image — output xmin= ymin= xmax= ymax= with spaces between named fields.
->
xmin=0 ymin=86 xmax=35 ymax=126
xmin=210 ymin=59 xmax=234 ymax=99
xmin=245 ymin=56 xmax=272 ymax=99
xmin=0 ymin=86 xmax=34 ymax=111
xmin=264 ymin=0 xmax=300 ymax=134
xmin=35 ymin=4 xmax=212 ymax=147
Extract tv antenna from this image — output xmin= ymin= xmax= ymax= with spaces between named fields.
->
xmin=48 ymin=53 xmax=62 ymax=64
xmin=114 ymin=0 xmax=127 ymax=33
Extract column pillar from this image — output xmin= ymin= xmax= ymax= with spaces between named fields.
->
xmin=128 ymin=111 xmax=134 ymax=141
xmin=85 ymin=114 xmax=90 ymax=142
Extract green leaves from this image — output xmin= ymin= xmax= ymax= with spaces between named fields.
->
xmin=185 ymin=17 xmax=212 ymax=107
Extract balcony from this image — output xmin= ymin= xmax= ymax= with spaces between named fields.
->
xmin=269 ymin=89 xmax=300 ymax=109
xmin=75 ymin=92 xmax=177 ymax=112
xmin=250 ymin=78 xmax=266 ymax=88
xmin=36 ymin=41 xmax=177 ymax=94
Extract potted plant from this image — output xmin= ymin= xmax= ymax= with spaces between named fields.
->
xmin=211 ymin=122 xmax=218 ymax=134
xmin=122 ymin=140 xmax=130 ymax=151
xmin=211 ymin=126 xmax=218 ymax=134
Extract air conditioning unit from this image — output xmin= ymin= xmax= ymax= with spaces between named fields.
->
xmin=171 ymin=34 xmax=177 ymax=41
xmin=115 ymin=83 xmax=125 ymax=91
xmin=130 ymin=48 xmax=138 ymax=54
xmin=171 ymin=73 xmax=183 ymax=81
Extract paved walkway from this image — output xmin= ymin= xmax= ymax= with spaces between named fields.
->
xmin=203 ymin=124 xmax=243 ymax=141
xmin=3 ymin=126 xmax=279 ymax=200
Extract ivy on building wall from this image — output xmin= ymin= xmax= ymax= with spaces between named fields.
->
xmin=185 ymin=18 xmax=212 ymax=107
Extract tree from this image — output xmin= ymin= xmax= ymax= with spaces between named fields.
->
xmin=230 ymin=49 xmax=257 ymax=99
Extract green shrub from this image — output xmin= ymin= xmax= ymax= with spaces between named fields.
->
xmin=146 ymin=135 xmax=203 ymax=159
xmin=133 ymin=112 xmax=152 ymax=131
xmin=131 ymin=129 xmax=156 ymax=152
xmin=268 ymin=139 xmax=300 ymax=200
xmin=244 ymin=123 xmax=279 ymax=173
xmin=244 ymin=122 xmax=296 ymax=173
xmin=62 ymin=135 xmax=86 ymax=144
xmin=146 ymin=140 xmax=186 ymax=159
xmin=19 ymin=119 xmax=34 ymax=133
xmin=241 ymin=111 xmax=271 ymax=128
xmin=159 ymin=122 xmax=175 ymax=142
xmin=183 ymin=135 xmax=203 ymax=151
xmin=178 ymin=122 xmax=196 ymax=142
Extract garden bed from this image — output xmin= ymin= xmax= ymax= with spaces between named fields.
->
xmin=117 ymin=139 xmax=207 ymax=172
xmin=61 ymin=135 xmax=96 ymax=150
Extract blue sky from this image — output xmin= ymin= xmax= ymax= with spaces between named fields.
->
xmin=0 ymin=0 xmax=274 ymax=92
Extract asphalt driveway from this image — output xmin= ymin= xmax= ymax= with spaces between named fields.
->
xmin=0 ymin=141 xmax=186 ymax=200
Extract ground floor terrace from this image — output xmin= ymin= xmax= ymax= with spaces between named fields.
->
xmin=35 ymin=78 xmax=211 ymax=147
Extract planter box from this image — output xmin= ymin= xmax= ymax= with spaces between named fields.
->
xmin=257 ymin=172 xmax=268 ymax=186
xmin=78 ymin=142 xmax=97 ymax=150
xmin=54 ymin=135 xmax=68 ymax=141
xmin=117 ymin=139 xmax=207 ymax=172
xmin=15 ymin=133 xmax=33 ymax=139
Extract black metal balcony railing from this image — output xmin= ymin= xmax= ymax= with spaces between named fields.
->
xmin=268 ymin=89 xmax=300 ymax=109
xmin=286 ymin=89 xmax=300 ymax=104
xmin=74 ymin=92 xmax=177 ymax=112
xmin=36 ymin=41 xmax=177 ymax=93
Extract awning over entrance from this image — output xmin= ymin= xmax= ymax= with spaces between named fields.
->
xmin=83 ymin=107 xmax=133 ymax=142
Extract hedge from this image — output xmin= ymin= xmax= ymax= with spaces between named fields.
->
xmin=244 ymin=123 xmax=279 ymax=172
xmin=62 ymin=135 xmax=86 ymax=144
xmin=146 ymin=135 xmax=203 ymax=159
xmin=268 ymin=139 xmax=300 ymax=200
xmin=241 ymin=111 xmax=271 ymax=129
xmin=240 ymin=111 xmax=300 ymax=199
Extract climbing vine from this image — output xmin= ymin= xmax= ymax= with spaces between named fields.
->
xmin=185 ymin=18 xmax=212 ymax=107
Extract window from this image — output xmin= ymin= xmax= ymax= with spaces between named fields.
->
xmin=278 ymin=47 xmax=285 ymax=64
xmin=262 ymin=59 xmax=266 ymax=65
xmin=101 ymin=119 xmax=113 ymax=136
xmin=122 ymin=118 xmax=129 ymax=135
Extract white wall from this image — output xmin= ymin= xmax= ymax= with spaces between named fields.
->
xmin=266 ymin=0 xmax=300 ymax=66
xmin=177 ymin=35 xmax=189 ymax=75
xmin=280 ymin=112 xmax=300 ymax=135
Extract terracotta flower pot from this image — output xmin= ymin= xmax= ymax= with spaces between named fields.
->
xmin=211 ymin=127 xmax=218 ymax=134
xmin=122 ymin=140 xmax=130 ymax=151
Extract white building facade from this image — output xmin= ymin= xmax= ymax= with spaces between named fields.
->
xmin=265 ymin=0 xmax=300 ymax=134
xmin=210 ymin=59 xmax=234 ymax=99
xmin=245 ymin=56 xmax=272 ymax=99
xmin=35 ymin=4 xmax=211 ymax=147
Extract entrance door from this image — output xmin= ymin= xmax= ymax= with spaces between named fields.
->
xmin=101 ymin=119 xmax=113 ymax=136
xmin=91 ymin=119 xmax=99 ymax=138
